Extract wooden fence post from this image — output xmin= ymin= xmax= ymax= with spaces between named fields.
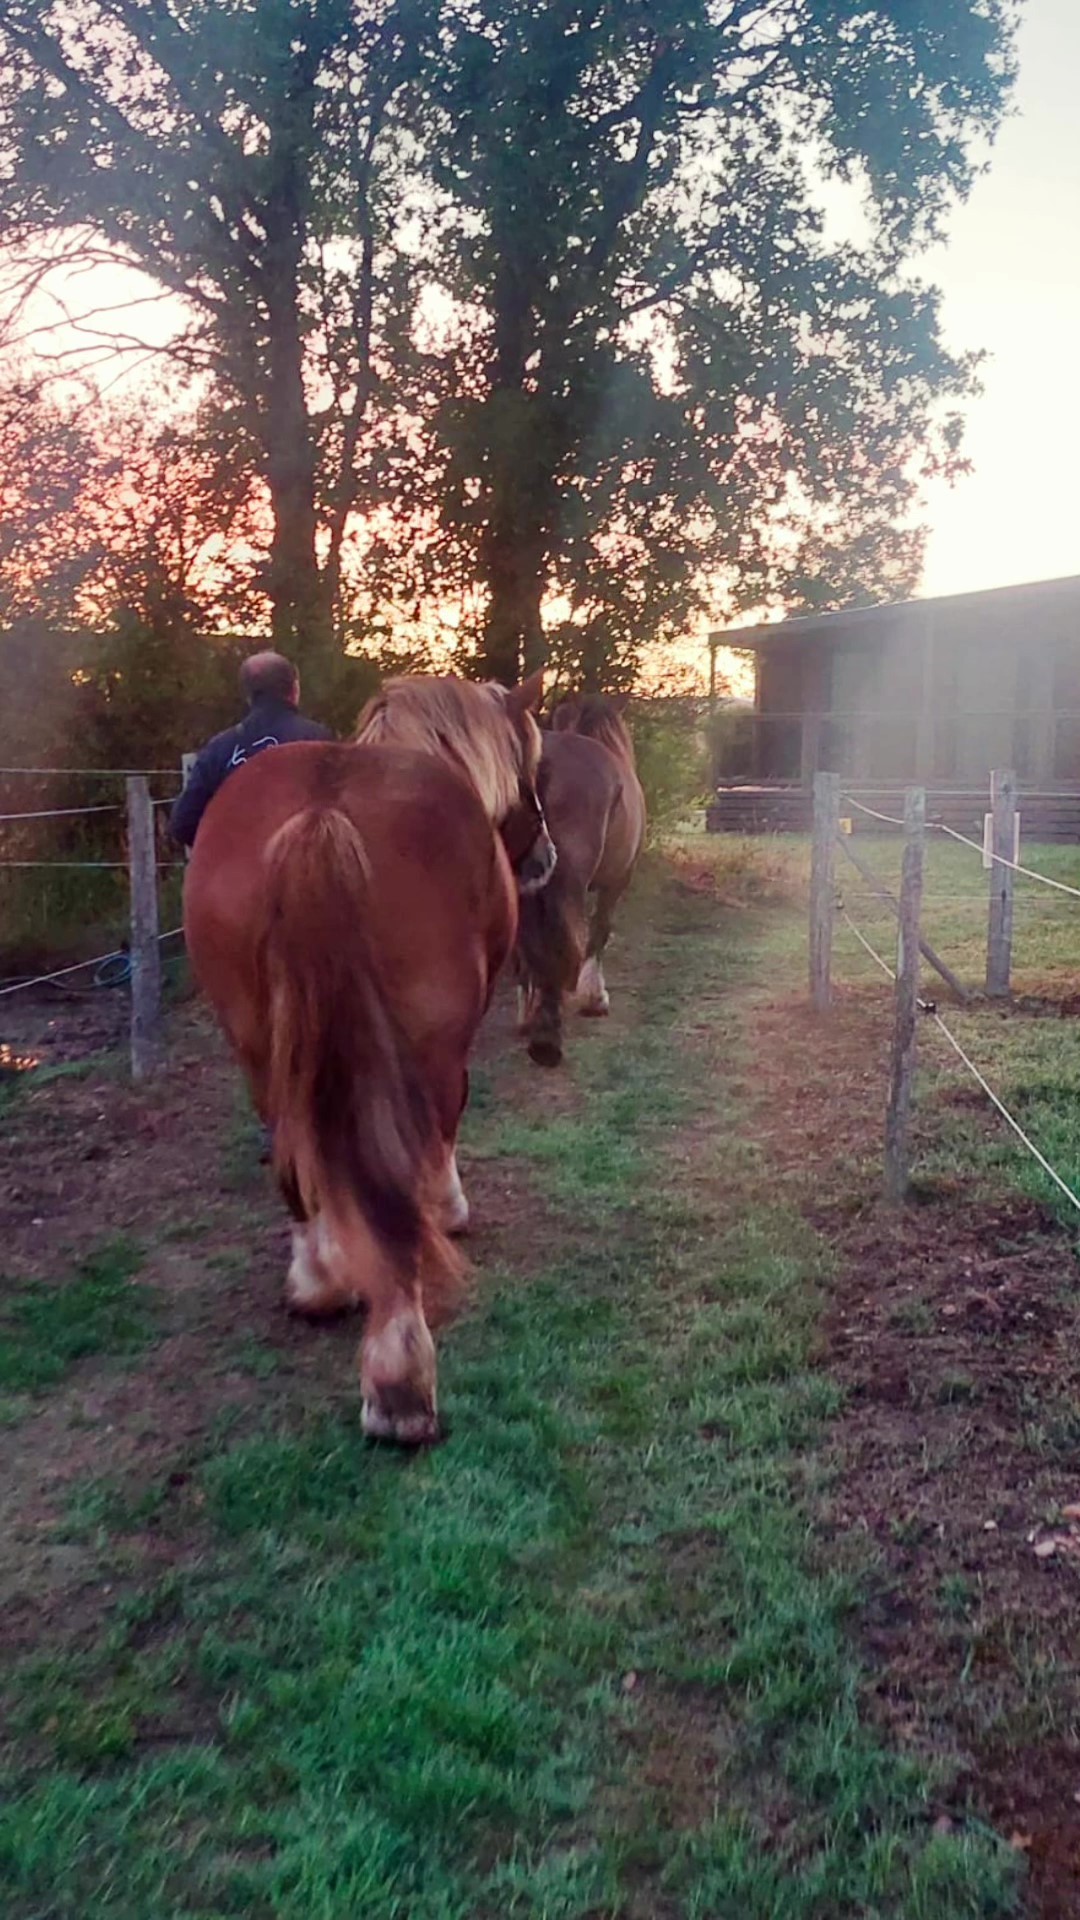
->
xmin=986 ymin=768 xmax=1016 ymax=998
xmin=809 ymin=770 xmax=840 ymax=1011
xmin=127 ymin=775 xmax=162 ymax=1081
xmin=884 ymin=786 xmax=926 ymax=1203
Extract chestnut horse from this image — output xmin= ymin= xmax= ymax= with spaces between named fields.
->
xmin=516 ymin=693 xmax=646 ymax=1067
xmin=183 ymin=675 xmax=553 ymax=1445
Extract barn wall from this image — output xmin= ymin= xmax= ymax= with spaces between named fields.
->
xmin=744 ymin=578 xmax=1080 ymax=789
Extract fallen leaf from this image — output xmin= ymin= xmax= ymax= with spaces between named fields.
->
xmin=1009 ymin=1831 xmax=1033 ymax=1853
xmin=1034 ymin=1537 xmax=1058 ymax=1560
xmin=1062 ymin=1503 xmax=1080 ymax=1521
xmin=621 ymin=1671 xmax=639 ymax=1694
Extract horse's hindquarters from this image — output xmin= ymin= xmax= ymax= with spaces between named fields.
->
xmin=183 ymin=742 xmax=515 ymax=1441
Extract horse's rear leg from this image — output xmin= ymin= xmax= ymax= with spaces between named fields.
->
xmin=359 ymin=1278 xmax=439 ymax=1445
xmin=358 ymin=1167 xmax=451 ymax=1443
xmin=286 ymin=1191 xmax=441 ymax=1444
xmin=519 ymin=884 xmax=585 ymax=1067
xmin=287 ymin=1206 xmax=440 ymax=1443
xmin=577 ymin=888 xmax=619 ymax=1016
xmin=430 ymin=1062 xmax=475 ymax=1238
xmin=284 ymin=1217 xmax=362 ymax=1316
xmin=437 ymin=1150 xmax=470 ymax=1234
xmin=271 ymin=1153 xmax=356 ymax=1317
xmin=527 ymin=984 xmax=565 ymax=1068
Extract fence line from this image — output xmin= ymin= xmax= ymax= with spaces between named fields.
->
xmin=841 ymin=786 xmax=1080 ymax=906
xmin=826 ymin=776 xmax=1080 ymax=1215
xmin=0 ymin=765 xmax=193 ymax=1079
xmin=0 ymin=803 xmax=122 ymax=823
xmin=0 ymin=765 xmax=181 ymax=778
xmin=0 ymin=927 xmax=185 ymax=1001
xmin=837 ymin=886 xmax=1080 ymax=1217
xmin=841 ymin=795 xmax=907 ymax=828
xmin=836 ymin=828 xmax=969 ymax=1004
xmin=0 ymin=860 xmax=185 ymax=871
xmin=0 ymin=759 xmax=196 ymax=1079
xmin=839 ymin=906 xmax=894 ymax=982
xmin=928 ymin=1011 xmax=1080 ymax=1220
xmin=934 ymin=821 xmax=1080 ymax=901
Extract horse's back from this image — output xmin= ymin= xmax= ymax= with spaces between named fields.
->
xmin=539 ymin=730 xmax=644 ymax=890
xmin=185 ymin=741 xmax=514 ymax=1031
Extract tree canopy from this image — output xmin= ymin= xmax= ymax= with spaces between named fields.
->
xmin=407 ymin=0 xmax=1017 ymax=680
xmin=0 ymin=0 xmax=1020 ymax=690
xmin=0 ymin=0 xmax=424 ymax=689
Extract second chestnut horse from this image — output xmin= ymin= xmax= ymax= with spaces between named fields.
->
xmin=516 ymin=693 xmax=646 ymax=1067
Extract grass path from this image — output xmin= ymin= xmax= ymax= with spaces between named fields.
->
xmin=0 ymin=861 xmax=1021 ymax=1918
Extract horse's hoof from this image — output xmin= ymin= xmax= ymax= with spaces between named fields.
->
xmin=362 ymin=1399 xmax=442 ymax=1447
xmin=578 ymin=995 xmax=610 ymax=1018
xmin=528 ymin=1035 xmax=563 ymax=1068
xmin=283 ymin=1286 xmax=354 ymax=1321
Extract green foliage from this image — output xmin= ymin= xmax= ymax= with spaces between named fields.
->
xmin=0 ymin=0 xmax=409 ymax=668
xmin=706 ymin=701 xmax=756 ymax=783
xmin=628 ymin=701 xmax=710 ymax=835
xmin=0 ymin=0 xmax=1020 ymax=691
xmin=408 ymin=0 xmax=1018 ymax=680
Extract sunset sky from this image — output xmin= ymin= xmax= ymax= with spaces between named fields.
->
xmin=11 ymin=0 xmax=1076 ymax=691
xmin=920 ymin=0 xmax=1080 ymax=599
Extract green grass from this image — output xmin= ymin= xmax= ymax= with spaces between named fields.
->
xmin=680 ymin=828 xmax=1080 ymax=1228
xmin=831 ymin=834 xmax=1080 ymax=995
xmin=0 ymin=865 xmax=1022 ymax=1918
xmin=0 ymin=1239 xmax=151 ymax=1394
xmin=0 ymin=865 xmax=185 ymax=971
xmin=673 ymin=829 xmax=1080 ymax=993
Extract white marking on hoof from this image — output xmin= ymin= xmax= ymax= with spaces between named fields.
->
xmin=361 ymin=1399 xmax=440 ymax=1446
xmin=517 ymin=984 xmax=539 ymax=1032
xmin=576 ymin=955 xmax=610 ymax=1016
xmin=285 ymin=1224 xmax=325 ymax=1309
xmin=284 ymin=1221 xmax=352 ymax=1314
xmin=359 ymin=1307 xmax=438 ymax=1444
xmin=441 ymin=1154 xmax=470 ymax=1235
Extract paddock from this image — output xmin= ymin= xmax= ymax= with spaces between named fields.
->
xmin=2 ymin=840 xmax=1079 ymax=1915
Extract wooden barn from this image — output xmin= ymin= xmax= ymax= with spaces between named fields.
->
xmin=708 ymin=573 xmax=1080 ymax=839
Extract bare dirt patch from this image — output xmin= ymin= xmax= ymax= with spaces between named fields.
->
xmin=750 ymin=987 xmax=1080 ymax=1918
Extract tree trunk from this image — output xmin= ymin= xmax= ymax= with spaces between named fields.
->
xmin=260 ymin=59 xmax=333 ymax=696
xmin=475 ymin=250 xmax=553 ymax=686
xmin=263 ymin=270 xmax=331 ymax=688
xmin=479 ymin=519 xmax=548 ymax=685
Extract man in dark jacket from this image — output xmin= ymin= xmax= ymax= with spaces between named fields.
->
xmin=174 ymin=650 xmax=331 ymax=1163
xmin=170 ymin=650 xmax=331 ymax=849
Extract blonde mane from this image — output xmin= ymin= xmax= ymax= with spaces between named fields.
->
xmin=550 ymin=694 xmax=636 ymax=770
xmin=355 ymin=676 xmax=529 ymax=824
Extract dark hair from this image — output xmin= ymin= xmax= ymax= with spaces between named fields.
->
xmin=240 ymin=650 xmax=298 ymax=704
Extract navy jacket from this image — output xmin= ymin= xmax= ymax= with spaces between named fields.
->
xmin=170 ymin=696 xmax=332 ymax=848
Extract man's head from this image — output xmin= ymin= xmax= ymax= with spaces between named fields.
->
xmin=240 ymin=651 xmax=300 ymax=709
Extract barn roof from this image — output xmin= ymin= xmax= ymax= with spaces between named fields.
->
xmin=722 ymin=571 xmax=1080 ymax=651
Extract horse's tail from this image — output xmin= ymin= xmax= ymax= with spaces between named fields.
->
xmin=258 ymin=807 xmax=462 ymax=1310
xmin=516 ymin=865 xmax=587 ymax=995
